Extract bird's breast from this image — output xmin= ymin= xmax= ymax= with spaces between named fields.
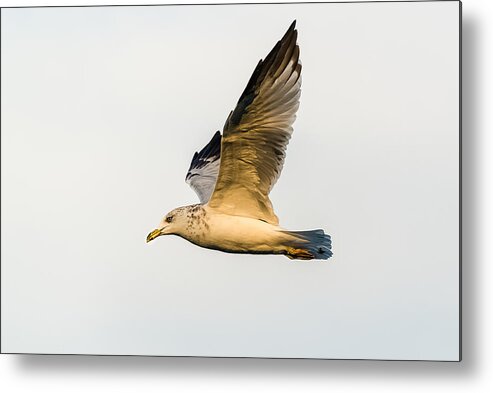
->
xmin=182 ymin=206 xmax=286 ymax=253
xmin=182 ymin=204 xmax=210 ymax=242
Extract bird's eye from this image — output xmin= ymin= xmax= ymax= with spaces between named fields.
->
xmin=166 ymin=216 xmax=173 ymax=223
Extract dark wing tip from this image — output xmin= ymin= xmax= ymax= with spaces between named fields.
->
xmin=256 ymin=20 xmax=299 ymax=79
xmin=199 ymin=130 xmax=221 ymax=158
xmin=186 ymin=131 xmax=222 ymax=180
xmin=279 ymin=20 xmax=297 ymax=46
xmin=212 ymin=130 xmax=222 ymax=143
xmin=287 ymin=20 xmax=297 ymax=35
xmin=228 ymin=21 xmax=300 ymax=128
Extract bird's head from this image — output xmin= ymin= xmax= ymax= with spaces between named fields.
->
xmin=146 ymin=207 xmax=188 ymax=243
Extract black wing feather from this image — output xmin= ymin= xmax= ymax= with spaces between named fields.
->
xmin=185 ymin=131 xmax=222 ymax=203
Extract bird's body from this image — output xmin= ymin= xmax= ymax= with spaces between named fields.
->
xmin=147 ymin=21 xmax=333 ymax=260
xmin=166 ymin=204 xmax=330 ymax=260
xmin=181 ymin=204 xmax=286 ymax=254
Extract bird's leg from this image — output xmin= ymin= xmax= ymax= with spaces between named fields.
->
xmin=285 ymin=247 xmax=314 ymax=260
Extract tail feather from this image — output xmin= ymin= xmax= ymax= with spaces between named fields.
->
xmin=282 ymin=229 xmax=332 ymax=260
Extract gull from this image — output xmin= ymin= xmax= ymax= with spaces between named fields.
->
xmin=147 ymin=21 xmax=332 ymax=260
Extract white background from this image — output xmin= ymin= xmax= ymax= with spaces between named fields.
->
xmin=0 ymin=0 xmax=492 ymax=392
xmin=1 ymin=0 xmax=459 ymax=360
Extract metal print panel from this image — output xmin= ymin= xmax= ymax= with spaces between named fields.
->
xmin=0 ymin=1 xmax=461 ymax=360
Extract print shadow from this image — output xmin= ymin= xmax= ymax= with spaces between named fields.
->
xmin=12 ymin=10 xmax=478 ymax=380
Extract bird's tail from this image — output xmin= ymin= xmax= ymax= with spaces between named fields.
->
xmin=282 ymin=229 xmax=332 ymax=260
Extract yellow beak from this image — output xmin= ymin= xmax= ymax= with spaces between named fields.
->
xmin=146 ymin=229 xmax=162 ymax=243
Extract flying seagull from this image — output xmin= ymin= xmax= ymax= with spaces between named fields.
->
xmin=147 ymin=21 xmax=332 ymax=260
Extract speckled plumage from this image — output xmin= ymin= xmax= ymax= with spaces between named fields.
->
xmin=146 ymin=21 xmax=332 ymax=260
xmin=183 ymin=205 xmax=209 ymax=240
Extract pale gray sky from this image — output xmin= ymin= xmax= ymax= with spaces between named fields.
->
xmin=1 ymin=1 xmax=460 ymax=360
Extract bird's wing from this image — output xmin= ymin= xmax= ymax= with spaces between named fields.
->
xmin=185 ymin=130 xmax=222 ymax=203
xmin=207 ymin=20 xmax=301 ymax=225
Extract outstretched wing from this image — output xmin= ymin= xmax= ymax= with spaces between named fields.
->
xmin=185 ymin=130 xmax=221 ymax=203
xmin=207 ymin=20 xmax=301 ymax=225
